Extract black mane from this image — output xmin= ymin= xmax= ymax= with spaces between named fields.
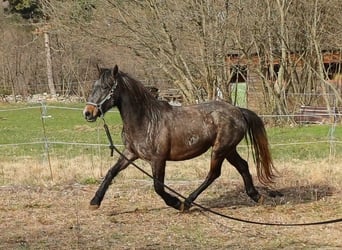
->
xmin=115 ymin=70 xmax=172 ymax=118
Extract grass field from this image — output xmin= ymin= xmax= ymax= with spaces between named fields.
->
xmin=1 ymin=103 xmax=341 ymax=161
xmin=0 ymin=103 xmax=341 ymax=249
xmin=0 ymin=103 xmax=122 ymax=158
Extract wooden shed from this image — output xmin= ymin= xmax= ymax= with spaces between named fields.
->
xmin=226 ymin=50 xmax=342 ymax=116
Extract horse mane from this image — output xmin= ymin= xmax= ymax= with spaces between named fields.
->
xmin=115 ymin=70 xmax=172 ymax=121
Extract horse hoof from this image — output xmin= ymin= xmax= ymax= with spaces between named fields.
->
xmin=258 ymin=195 xmax=265 ymax=205
xmin=89 ymin=204 xmax=100 ymax=210
xmin=179 ymin=202 xmax=185 ymax=212
xmin=179 ymin=201 xmax=190 ymax=212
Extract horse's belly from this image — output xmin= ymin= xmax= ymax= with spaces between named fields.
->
xmin=168 ymin=136 xmax=212 ymax=161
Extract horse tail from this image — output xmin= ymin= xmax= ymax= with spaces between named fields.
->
xmin=239 ymin=108 xmax=277 ymax=185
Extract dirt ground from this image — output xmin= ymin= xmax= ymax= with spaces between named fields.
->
xmin=1 ymin=171 xmax=341 ymax=250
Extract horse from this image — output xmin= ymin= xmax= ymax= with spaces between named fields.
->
xmin=83 ymin=65 xmax=277 ymax=211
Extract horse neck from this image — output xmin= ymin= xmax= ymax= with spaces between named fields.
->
xmin=116 ymin=78 xmax=162 ymax=126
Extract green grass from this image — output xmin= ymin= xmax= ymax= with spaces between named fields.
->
xmin=267 ymin=125 xmax=341 ymax=160
xmin=0 ymin=103 xmax=122 ymax=159
xmin=0 ymin=103 xmax=341 ymax=161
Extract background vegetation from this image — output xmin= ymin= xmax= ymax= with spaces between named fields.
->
xmin=1 ymin=0 xmax=342 ymax=113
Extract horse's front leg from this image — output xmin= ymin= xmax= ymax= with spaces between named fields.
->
xmin=90 ymin=151 xmax=137 ymax=209
xmin=151 ymin=160 xmax=183 ymax=211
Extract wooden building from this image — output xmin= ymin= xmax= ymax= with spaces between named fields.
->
xmin=226 ymin=50 xmax=342 ymax=117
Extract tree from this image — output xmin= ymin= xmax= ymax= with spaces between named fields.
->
xmin=82 ymin=0 xmax=235 ymax=103
xmin=3 ymin=0 xmax=58 ymax=96
xmin=2 ymin=0 xmax=341 ymax=110
xmin=230 ymin=0 xmax=342 ymax=113
xmin=5 ymin=0 xmax=43 ymax=20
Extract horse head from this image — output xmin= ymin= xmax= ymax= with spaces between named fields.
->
xmin=83 ymin=65 xmax=120 ymax=122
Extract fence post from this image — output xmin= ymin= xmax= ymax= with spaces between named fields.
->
xmin=328 ymin=109 xmax=337 ymax=160
xmin=40 ymin=102 xmax=54 ymax=181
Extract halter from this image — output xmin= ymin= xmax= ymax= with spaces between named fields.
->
xmin=86 ymin=80 xmax=117 ymax=117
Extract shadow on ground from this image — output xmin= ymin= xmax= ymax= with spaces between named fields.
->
xmin=200 ymin=183 xmax=335 ymax=209
xmin=106 ymin=183 xmax=336 ymax=216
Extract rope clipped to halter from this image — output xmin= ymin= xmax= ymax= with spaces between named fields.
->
xmin=102 ymin=118 xmax=115 ymax=157
xmin=101 ymin=119 xmax=342 ymax=227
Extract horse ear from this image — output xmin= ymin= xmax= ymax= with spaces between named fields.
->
xmin=112 ymin=65 xmax=119 ymax=78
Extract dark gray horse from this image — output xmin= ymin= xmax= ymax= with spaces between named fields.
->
xmin=83 ymin=65 xmax=276 ymax=211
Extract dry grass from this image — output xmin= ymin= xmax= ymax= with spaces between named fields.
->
xmin=0 ymin=156 xmax=341 ymax=249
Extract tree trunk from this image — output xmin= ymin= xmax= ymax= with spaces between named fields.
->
xmin=44 ymin=31 xmax=56 ymax=96
xmin=274 ymin=0 xmax=289 ymax=115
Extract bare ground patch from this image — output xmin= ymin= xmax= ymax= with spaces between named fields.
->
xmin=0 ymin=158 xmax=341 ymax=249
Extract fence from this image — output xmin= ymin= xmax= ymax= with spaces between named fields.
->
xmin=0 ymin=102 xmax=341 ymax=185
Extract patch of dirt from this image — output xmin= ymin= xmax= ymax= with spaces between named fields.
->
xmin=0 ymin=179 xmax=341 ymax=249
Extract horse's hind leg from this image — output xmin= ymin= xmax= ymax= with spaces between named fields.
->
xmin=226 ymin=150 xmax=262 ymax=203
xmin=183 ymin=155 xmax=224 ymax=211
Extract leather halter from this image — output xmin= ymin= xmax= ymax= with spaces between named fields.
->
xmin=86 ymin=80 xmax=117 ymax=117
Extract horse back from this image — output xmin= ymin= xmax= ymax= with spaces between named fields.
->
xmin=163 ymin=101 xmax=247 ymax=160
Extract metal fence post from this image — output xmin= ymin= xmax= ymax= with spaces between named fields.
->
xmin=40 ymin=101 xmax=54 ymax=181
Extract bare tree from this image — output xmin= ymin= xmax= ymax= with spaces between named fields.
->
xmin=230 ymin=0 xmax=342 ymax=113
xmin=2 ymin=0 xmax=341 ymax=110
xmin=43 ymin=27 xmax=56 ymax=96
xmin=82 ymin=0 xmax=234 ymax=103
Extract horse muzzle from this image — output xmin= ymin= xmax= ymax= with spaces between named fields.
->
xmin=83 ymin=104 xmax=101 ymax=122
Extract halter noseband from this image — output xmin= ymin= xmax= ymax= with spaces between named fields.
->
xmin=86 ymin=80 xmax=117 ymax=117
